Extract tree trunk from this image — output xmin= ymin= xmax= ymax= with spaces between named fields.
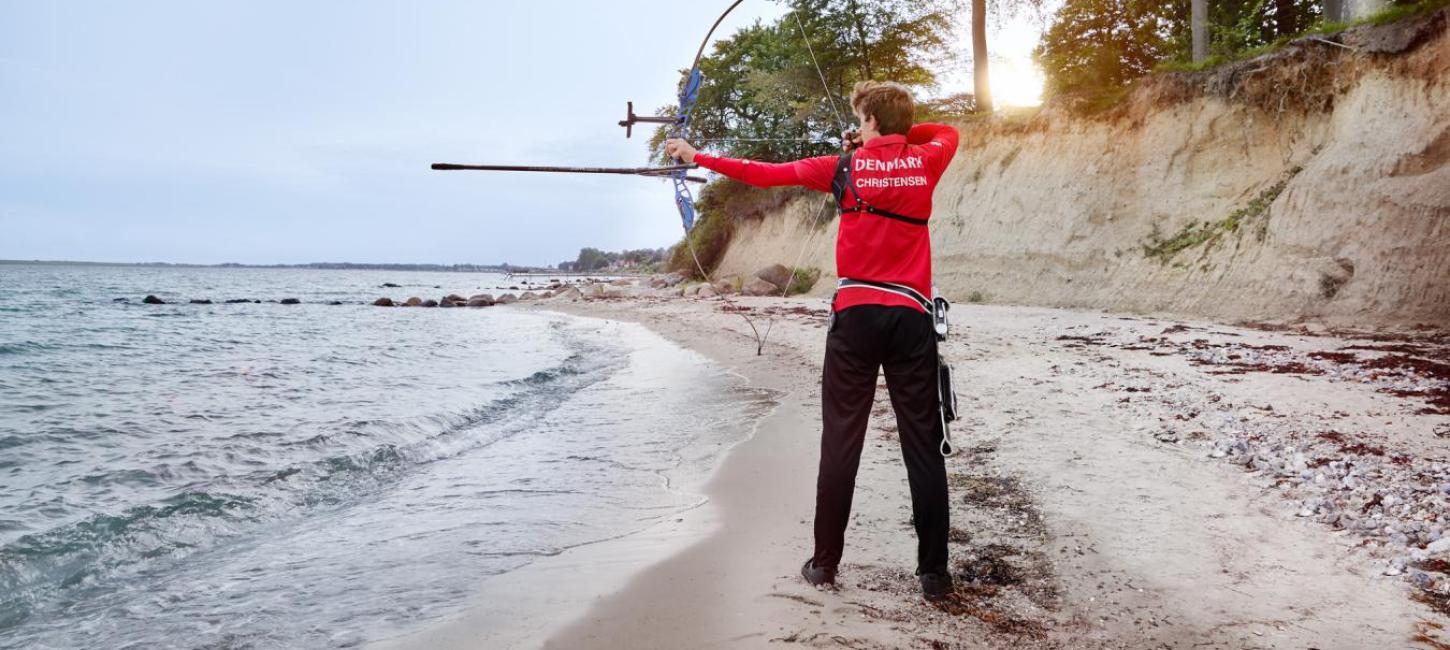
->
xmin=1192 ymin=0 xmax=1209 ymax=63
xmin=1274 ymin=0 xmax=1300 ymax=37
xmin=972 ymin=0 xmax=992 ymax=113
xmin=1324 ymin=0 xmax=1345 ymax=22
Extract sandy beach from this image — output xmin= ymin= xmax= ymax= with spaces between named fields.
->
xmin=378 ymin=286 xmax=1450 ymax=649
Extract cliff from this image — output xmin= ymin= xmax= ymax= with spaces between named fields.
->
xmin=714 ymin=9 xmax=1450 ymax=328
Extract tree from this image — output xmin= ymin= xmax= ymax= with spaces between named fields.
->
xmin=972 ymin=0 xmax=992 ymax=111
xmin=649 ymin=0 xmax=963 ymax=165
xmin=1036 ymin=0 xmax=1182 ymax=96
xmin=1193 ymin=0 xmax=1209 ymax=62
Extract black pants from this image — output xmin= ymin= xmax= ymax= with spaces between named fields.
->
xmin=813 ymin=304 xmax=949 ymax=574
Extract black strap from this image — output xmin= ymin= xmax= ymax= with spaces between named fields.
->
xmin=830 ymin=151 xmax=929 ymax=227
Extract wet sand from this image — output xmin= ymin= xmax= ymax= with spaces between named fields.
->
xmin=379 ymin=289 xmax=1450 ymax=649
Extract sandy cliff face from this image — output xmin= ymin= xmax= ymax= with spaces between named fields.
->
xmin=716 ymin=12 xmax=1450 ymax=327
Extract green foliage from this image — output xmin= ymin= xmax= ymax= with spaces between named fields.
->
xmin=787 ymin=267 xmax=822 ymax=295
xmin=647 ymin=0 xmax=964 ymax=166
xmin=1035 ymin=0 xmax=1184 ymax=96
xmin=1141 ymin=167 xmax=1301 ymax=263
xmin=1040 ymin=0 xmax=1445 ymax=99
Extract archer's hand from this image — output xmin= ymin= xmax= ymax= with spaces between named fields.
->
xmin=664 ymin=138 xmax=698 ymax=164
xmin=841 ymin=130 xmax=862 ymax=152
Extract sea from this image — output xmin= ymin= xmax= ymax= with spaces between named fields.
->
xmin=0 ymin=263 xmax=775 ymax=649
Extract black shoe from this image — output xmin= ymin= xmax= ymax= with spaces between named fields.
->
xmin=801 ymin=558 xmax=836 ymax=587
xmin=919 ymin=570 xmax=953 ymax=600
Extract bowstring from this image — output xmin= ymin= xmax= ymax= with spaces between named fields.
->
xmin=672 ymin=1 xmax=769 ymax=355
xmin=758 ymin=8 xmax=851 ymax=349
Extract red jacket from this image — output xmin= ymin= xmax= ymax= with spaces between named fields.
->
xmin=694 ymin=123 xmax=958 ymax=313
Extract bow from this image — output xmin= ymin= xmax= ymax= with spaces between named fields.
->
xmin=617 ymin=0 xmax=745 ymax=232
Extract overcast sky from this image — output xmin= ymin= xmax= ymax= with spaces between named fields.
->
xmin=0 ymin=2 xmax=1047 ymax=266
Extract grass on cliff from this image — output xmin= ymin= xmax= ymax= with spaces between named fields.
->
xmin=787 ymin=267 xmax=821 ymax=296
xmin=1142 ymin=166 xmax=1302 ymax=264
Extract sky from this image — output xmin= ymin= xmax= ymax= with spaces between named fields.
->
xmin=0 ymin=2 xmax=1049 ymax=267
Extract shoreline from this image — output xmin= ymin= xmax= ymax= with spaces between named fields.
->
xmin=381 ymin=287 xmax=1450 ymax=648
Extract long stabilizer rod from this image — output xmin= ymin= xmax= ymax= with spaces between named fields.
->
xmin=431 ymin=162 xmax=705 ymax=183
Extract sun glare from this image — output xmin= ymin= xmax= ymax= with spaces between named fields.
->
xmin=992 ymin=58 xmax=1045 ymax=108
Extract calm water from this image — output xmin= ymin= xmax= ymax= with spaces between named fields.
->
xmin=0 ymin=264 xmax=774 ymax=649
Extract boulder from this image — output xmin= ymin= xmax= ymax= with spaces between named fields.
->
xmin=189 ymin=299 xmax=213 ymax=305
xmin=755 ymin=264 xmax=792 ymax=290
xmin=742 ymin=277 xmax=780 ymax=296
xmin=551 ymin=286 xmax=583 ymax=301
xmin=610 ymin=278 xmax=632 ymax=287
xmin=381 ymin=282 xmax=401 ymax=288
xmin=518 ymin=291 xmax=538 ymax=301
xmin=713 ymin=279 xmax=736 ymax=295
xmin=537 ymin=290 xmax=553 ymax=299
xmin=373 ymin=297 xmax=395 ymax=307
xmin=224 ymin=298 xmax=252 ymax=304
xmin=660 ymin=272 xmax=686 ymax=287
xmin=443 ymin=294 xmax=466 ymax=304
xmin=420 ymin=299 xmax=438 ymax=307
xmin=112 ymin=297 xmax=129 ymax=302
xmin=404 ymin=297 xmax=422 ymax=307
xmin=496 ymin=293 xmax=518 ymax=305
xmin=698 ymin=285 xmax=718 ymax=298
xmin=280 ymin=298 xmax=301 ymax=305
xmin=328 ymin=300 xmax=344 ymax=305
xmin=439 ymin=299 xmax=455 ymax=308
xmin=467 ymin=294 xmax=494 ymax=307
xmin=143 ymin=295 xmax=166 ymax=304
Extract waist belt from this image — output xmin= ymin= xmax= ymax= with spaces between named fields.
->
xmin=836 ymin=278 xmax=932 ymax=311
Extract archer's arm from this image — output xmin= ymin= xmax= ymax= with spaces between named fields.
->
xmin=905 ymin=123 xmax=959 ymax=175
xmin=665 ymin=139 xmax=836 ymax=193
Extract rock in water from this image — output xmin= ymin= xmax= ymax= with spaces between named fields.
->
xmin=496 ymin=293 xmax=518 ymax=305
xmin=189 ymin=299 xmax=213 ymax=305
xmin=755 ymin=264 xmax=793 ymax=290
xmin=420 ymin=299 xmax=438 ymax=307
xmin=742 ymin=277 xmax=780 ymax=296
xmin=143 ymin=295 xmax=166 ymax=304
xmin=280 ymin=298 xmax=301 ymax=305
xmin=404 ymin=297 xmax=422 ymax=307
xmin=381 ymin=282 xmax=401 ymax=288
xmin=372 ymin=297 xmax=395 ymax=307
xmin=466 ymin=294 xmax=494 ymax=307
xmin=224 ymin=298 xmax=252 ymax=304
xmin=519 ymin=291 xmax=538 ymax=301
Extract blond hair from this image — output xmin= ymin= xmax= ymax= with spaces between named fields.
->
xmin=849 ymin=81 xmax=914 ymax=136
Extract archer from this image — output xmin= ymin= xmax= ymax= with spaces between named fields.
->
xmin=666 ymin=80 xmax=960 ymax=601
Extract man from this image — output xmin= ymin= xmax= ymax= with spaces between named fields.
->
xmin=665 ymin=80 xmax=959 ymax=600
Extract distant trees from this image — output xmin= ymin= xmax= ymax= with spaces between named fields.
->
xmin=560 ymin=247 xmax=667 ymax=272
xmin=1035 ymin=0 xmax=1428 ymax=98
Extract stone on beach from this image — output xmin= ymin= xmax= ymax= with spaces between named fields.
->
xmin=742 ymin=277 xmax=780 ymax=296
xmin=495 ymin=294 xmax=518 ymax=305
xmin=712 ymin=279 xmax=736 ymax=295
xmin=466 ymin=294 xmax=494 ymax=307
xmin=754 ymin=264 xmax=792 ymax=290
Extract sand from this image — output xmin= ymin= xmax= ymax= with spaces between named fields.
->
xmin=375 ymin=290 xmax=1450 ymax=649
